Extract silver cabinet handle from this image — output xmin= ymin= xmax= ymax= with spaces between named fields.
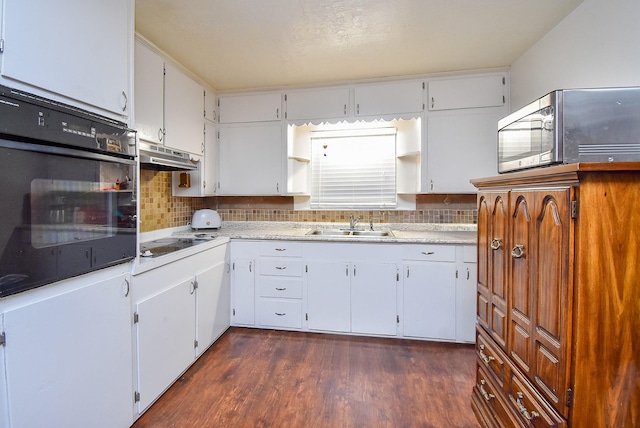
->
xmin=124 ymin=278 xmax=130 ymax=297
xmin=275 ymin=312 xmax=286 ymax=316
xmin=431 ymin=96 xmax=435 ymax=109
xmin=275 ymin=266 xmax=286 ymax=270
xmin=275 ymin=287 xmax=287 ymax=291
xmin=121 ymin=91 xmax=128 ymax=112
xmin=511 ymin=244 xmax=525 ymax=258
xmin=275 ymin=248 xmax=286 ymax=252
xmin=421 ymin=251 xmax=435 ymax=255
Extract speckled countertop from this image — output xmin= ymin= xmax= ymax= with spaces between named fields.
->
xmin=215 ymin=221 xmax=477 ymax=245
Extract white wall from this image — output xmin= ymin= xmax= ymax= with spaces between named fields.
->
xmin=510 ymin=0 xmax=640 ymax=111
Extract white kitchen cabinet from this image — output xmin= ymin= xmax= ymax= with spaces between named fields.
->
xmin=132 ymin=243 xmax=229 ymax=413
xmin=425 ymin=108 xmax=505 ymax=193
xmin=2 ymin=268 xmax=133 ymax=428
xmin=257 ymin=241 xmax=304 ymax=330
xmin=350 ymin=262 xmax=398 ymax=336
xmin=135 ymin=276 xmax=196 ymax=412
xmin=230 ymin=241 xmax=260 ymax=326
xmin=402 ymin=245 xmax=457 ymax=340
xmin=427 ymin=74 xmax=506 ymax=111
xmin=285 ymin=87 xmax=350 ymax=121
xmin=1 ymin=0 xmax=132 ymax=118
xmin=218 ymin=93 xmax=282 ymax=123
xmin=218 ymin=124 xmax=283 ymax=195
xmin=306 ymin=260 xmax=351 ymax=333
xmin=164 ymin=62 xmax=206 ymax=155
xmin=172 ymin=121 xmax=218 ymax=196
xmin=134 ymin=40 xmax=165 ymax=144
xmin=305 ymin=242 xmax=400 ymax=336
xmin=455 ymin=246 xmax=477 ymax=343
xmin=354 ymin=80 xmax=424 ymax=117
xmin=195 ymin=253 xmax=230 ymax=357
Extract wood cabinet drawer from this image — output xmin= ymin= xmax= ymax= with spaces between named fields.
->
xmin=476 ymin=326 xmax=507 ymax=388
xmin=260 ymin=241 xmax=302 ymax=257
xmin=402 ymin=244 xmax=456 ymax=262
xmin=474 ymin=365 xmax=523 ymax=428
xmin=508 ymin=371 xmax=567 ymax=428
xmin=259 ymin=277 xmax=302 ymax=299
xmin=260 ymin=259 xmax=303 ymax=276
xmin=259 ymin=299 xmax=302 ymax=329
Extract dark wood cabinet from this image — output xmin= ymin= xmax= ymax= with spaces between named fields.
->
xmin=471 ymin=163 xmax=640 ymax=428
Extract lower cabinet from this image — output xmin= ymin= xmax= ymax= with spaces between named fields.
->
xmin=132 ymin=243 xmax=230 ymax=414
xmin=0 ymin=266 xmax=134 ymax=428
xmin=230 ymin=240 xmax=476 ymax=343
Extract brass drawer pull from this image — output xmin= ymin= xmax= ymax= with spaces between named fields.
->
xmin=516 ymin=392 xmax=540 ymax=421
xmin=511 ymin=244 xmax=525 ymax=258
xmin=479 ymin=380 xmax=495 ymax=402
xmin=479 ymin=344 xmax=495 ymax=364
xmin=490 ymin=238 xmax=502 ymax=250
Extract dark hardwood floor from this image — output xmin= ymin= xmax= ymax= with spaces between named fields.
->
xmin=132 ymin=328 xmax=480 ymax=428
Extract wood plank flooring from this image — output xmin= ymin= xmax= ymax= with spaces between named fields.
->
xmin=132 ymin=328 xmax=480 ymax=428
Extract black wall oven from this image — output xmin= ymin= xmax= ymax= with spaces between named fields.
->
xmin=0 ymin=85 xmax=137 ymax=297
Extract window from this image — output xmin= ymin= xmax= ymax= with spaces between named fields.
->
xmin=310 ymin=127 xmax=397 ymax=209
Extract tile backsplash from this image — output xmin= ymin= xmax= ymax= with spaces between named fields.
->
xmin=139 ymin=171 xmax=477 ymax=232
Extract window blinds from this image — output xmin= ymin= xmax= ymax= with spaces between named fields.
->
xmin=310 ymin=127 xmax=397 ymax=209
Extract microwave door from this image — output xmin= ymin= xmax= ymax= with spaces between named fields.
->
xmin=498 ymin=114 xmax=543 ymax=172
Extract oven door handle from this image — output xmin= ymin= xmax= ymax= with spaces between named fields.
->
xmin=0 ymin=139 xmax=136 ymax=165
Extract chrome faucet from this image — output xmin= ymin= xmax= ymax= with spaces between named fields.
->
xmin=349 ymin=215 xmax=360 ymax=230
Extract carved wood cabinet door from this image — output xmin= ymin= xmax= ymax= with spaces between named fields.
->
xmin=508 ymin=187 xmax=574 ymax=417
xmin=477 ymin=191 xmax=510 ymax=351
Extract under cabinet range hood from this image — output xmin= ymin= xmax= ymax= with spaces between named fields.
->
xmin=139 ymin=141 xmax=198 ymax=171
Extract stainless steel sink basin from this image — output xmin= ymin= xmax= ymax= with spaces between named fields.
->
xmin=306 ymin=229 xmax=394 ymax=237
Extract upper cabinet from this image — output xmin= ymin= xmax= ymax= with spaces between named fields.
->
xmin=204 ymin=89 xmax=217 ymax=123
xmin=134 ymin=40 xmax=164 ymax=145
xmin=427 ymin=75 xmax=505 ymax=111
xmin=285 ymin=87 xmax=350 ymax=121
xmin=134 ymin=40 xmax=206 ymax=155
xmin=354 ymin=81 xmax=424 ymax=117
xmin=1 ymin=0 xmax=132 ymax=119
xmin=218 ymin=93 xmax=282 ymax=123
xmin=164 ymin=63 xmax=205 ymax=155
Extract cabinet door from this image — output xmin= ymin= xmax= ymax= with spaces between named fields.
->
xmin=285 ymin=87 xmax=349 ymax=121
xmin=218 ymin=93 xmax=282 ymax=123
xmin=134 ymin=41 xmax=165 ymax=144
xmin=510 ymin=188 xmax=573 ymax=415
xmin=351 ymin=262 xmax=398 ymax=336
xmin=403 ymin=262 xmax=457 ymax=340
xmin=164 ymin=63 xmax=205 ymax=155
xmin=428 ymin=75 xmax=505 ymax=111
xmin=3 ymin=272 xmax=133 ymax=428
xmin=218 ymin=124 xmax=283 ymax=195
xmin=231 ymin=258 xmax=255 ymax=326
xmin=477 ymin=191 xmax=509 ymax=350
xmin=203 ymin=121 xmax=218 ymax=195
xmin=135 ymin=277 xmax=196 ymax=412
xmin=306 ymin=261 xmax=351 ymax=333
xmin=426 ymin=109 xmax=503 ymax=193
xmin=2 ymin=0 xmax=131 ymax=116
xmin=354 ymin=81 xmax=423 ymax=117
xmin=196 ymin=259 xmax=230 ymax=357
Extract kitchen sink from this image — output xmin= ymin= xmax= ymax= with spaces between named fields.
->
xmin=306 ymin=229 xmax=394 ymax=238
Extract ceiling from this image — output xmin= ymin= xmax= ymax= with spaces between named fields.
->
xmin=135 ymin=0 xmax=584 ymax=92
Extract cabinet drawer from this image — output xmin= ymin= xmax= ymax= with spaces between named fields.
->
xmin=260 ymin=277 xmax=303 ymax=299
xmin=474 ymin=365 xmax=523 ymax=428
xmin=260 ymin=241 xmax=302 ymax=257
xmin=402 ymin=244 xmax=456 ymax=261
xmin=476 ymin=326 xmax=507 ymax=388
xmin=260 ymin=259 xmax=303 ymax=276
xmin=259 ymin=299 xmax=302 ymax=329
xmin=508 ymin=371 xmax=567 ymax=428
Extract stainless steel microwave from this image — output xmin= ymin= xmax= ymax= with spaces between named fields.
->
xmin=497 ymin=87 xmax=640 ymax=173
